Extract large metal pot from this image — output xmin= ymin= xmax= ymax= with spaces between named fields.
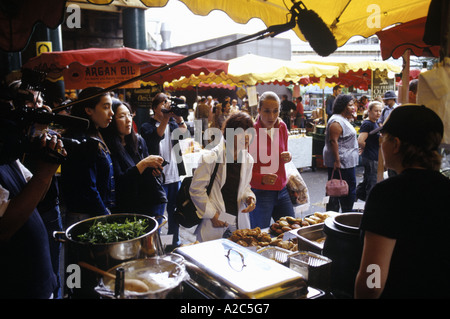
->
xmin=94 ymin=254 xmax=189 ymax=299
xmin=54 ymin=213 xmax=165 ymax=298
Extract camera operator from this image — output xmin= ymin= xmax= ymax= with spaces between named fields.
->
xmin=1 ymin=80 xmax=65 ymax=298
xmin=140 ymin=92 xmax=187 ymax=251
xmin=0 ymin=112 xmax=66 ymax=298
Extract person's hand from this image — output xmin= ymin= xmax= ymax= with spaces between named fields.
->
xmin=144 ymin=155 xmax=164 ymax=170
xmin=172 ymin=113 xmax=183 ymax=123
xmin=242 ymin=197 xmax=256 ymax=213
xmin=137 ymin=155 xmax=164 ymax=176
xmin=41 ymin=104 xmax=52 ymax=112
xmin=281 ymin=151 xmax=291 ymax=163
xmin=333 ymin=159 xmax=341 ymax=170
xmin=211 ymin=211 xmax=228 ymax=228
xmin=262 ymin=173 xmax=278 ymax=185
xmin=35 ymin=133 xmax=66 ymax=177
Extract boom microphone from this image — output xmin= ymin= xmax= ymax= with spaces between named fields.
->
xmin=33 ymin=109 xmax=90 ymax=131
xmin=291 ymin=1 xmax=338 ymax=57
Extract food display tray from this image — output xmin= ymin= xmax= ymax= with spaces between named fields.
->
xmin=175 ymin=239 xmax=308 ymax=299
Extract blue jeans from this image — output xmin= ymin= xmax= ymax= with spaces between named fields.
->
xmin=249 ymin=187 xmax=295 ymax=229
xmin=326 ymin=167 xmax=356 ymax=212
xmin=154 ymin=181 xmax=181 ymax=247
xmin=361 ymin=157 xmax=378 ymax=200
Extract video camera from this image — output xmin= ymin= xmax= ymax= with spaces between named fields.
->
xmin=0 ymin=69 xmax=89 ymax=164
xmin=161 ymin=96 xmax=189 ymax=119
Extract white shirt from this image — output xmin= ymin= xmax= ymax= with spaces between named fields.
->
xmin=157 ymin=122 xmax=180 ymax=184
xmin=0 ymin=160 xmax=32 ymax=217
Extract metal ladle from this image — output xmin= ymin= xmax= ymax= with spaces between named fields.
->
xmin=79 ymin=261 xmax=149 ymax=293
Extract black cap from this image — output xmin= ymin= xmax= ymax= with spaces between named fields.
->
xmin=370 ymin=104 xmax=444 ymax=148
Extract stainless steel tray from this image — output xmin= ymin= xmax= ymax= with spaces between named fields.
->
xmin=286 ymin=223 xmax=326 ymax=254
xmin=288 ymin=251 xmax=332 ymax=292
xmin=175 ymin=239 xmax=307 ymax=299
xmin=257 ymin=246 xmax=294 ymax=266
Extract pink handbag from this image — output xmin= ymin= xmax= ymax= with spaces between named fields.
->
xmin=326 ymin=168 xmax=349 ymax=197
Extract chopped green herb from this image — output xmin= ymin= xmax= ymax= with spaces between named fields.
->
xmin=77 ymin=217 xmax=150 ymax=244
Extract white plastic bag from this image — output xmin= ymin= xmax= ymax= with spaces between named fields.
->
xmin=285 ymin=161 xmax=310 ymax=214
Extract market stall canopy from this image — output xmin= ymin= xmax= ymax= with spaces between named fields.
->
xmin=303 ymin=60 xmax=402 ymax=74
xmin=165 ymin=54 xmax=340 ymax=89
xmin=376 ymin=17 xmax=440 ymax=60
xmin=227 ymin=54 xmax=339 ymax=84
xmin=302 ymin=60 xmax=402 ymax=90
xmin=92 ymin=0 xmax=431 ymax=49
xmin=164 ymin=74 xmax=237 ymax=91
xmin=0 ymin=0 xmax=432 ymax=53
xmin=22 ymin=47 xmax=229 ymax=89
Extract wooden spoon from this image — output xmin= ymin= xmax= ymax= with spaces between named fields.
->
xmin=79 ymin=261 xmax=149 ymax=293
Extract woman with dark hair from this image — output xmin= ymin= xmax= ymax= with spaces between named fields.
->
xmin=101 ymin=98 xmax=167 ymax=216
xmin=140 ymin=92 xmax=187 ymax=249
xmin=355 ymin=105 xmax=450 ymax=298
xmin=60 ymin=87 xmax=116 ymax=226
xmin=190 ymin=111 xmax=256 ymax=242
xmin=323 ymin=94 xmax=358 ymax=212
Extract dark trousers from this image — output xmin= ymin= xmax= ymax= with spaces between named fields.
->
xmin=40 ymin=205 xmax=63 ymax=299
xmin=361 ymin=157 xmax=378 ymax=200
xmin=154 ymin=181 xmax=181 ymax=247
xmin=326 ymin=167 xmax=356 ymax=212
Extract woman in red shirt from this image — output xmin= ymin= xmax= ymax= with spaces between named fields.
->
xmin=249 ymin=91 xmax=295 ymax=228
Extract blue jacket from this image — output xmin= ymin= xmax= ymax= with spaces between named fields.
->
xmin=60 ymin=136 xmax=116 ymax=215
xmin=111 ymin=136 xmax=167 ymax=215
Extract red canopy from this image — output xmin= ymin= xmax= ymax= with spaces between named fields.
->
xmin=376 ymin=17 xmax=440 ymax=60
xmin=23 ymin=47 xmax=229 ymax=88
xmin=303 ymin=69 xmax=372 ymax=90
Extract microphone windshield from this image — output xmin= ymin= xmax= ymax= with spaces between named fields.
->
xmin=296 ymin=9 xmax=337 ymax=57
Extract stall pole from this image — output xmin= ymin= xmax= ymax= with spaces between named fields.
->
xmin=400 ymin=50 xmax=410 ymax=104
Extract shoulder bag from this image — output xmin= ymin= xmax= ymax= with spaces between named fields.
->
xmin=174 ymin=162 xmax=220 ymax=228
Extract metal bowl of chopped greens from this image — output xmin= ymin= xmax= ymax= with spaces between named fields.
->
xmin=54 ymin=214 xmax=165 ymax=298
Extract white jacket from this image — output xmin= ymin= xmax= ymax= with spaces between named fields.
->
xmin=189 ymin=139 xmax=255 ymax=242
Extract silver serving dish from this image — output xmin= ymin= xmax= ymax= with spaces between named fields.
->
xmin=175 ymin=239 xmax=308 ymax=299
xmin=288 ymin=223 xmax=327 ymax=254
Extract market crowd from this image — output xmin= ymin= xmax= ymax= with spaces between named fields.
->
xmin=0 ymin=77 xmax=449 ymax=299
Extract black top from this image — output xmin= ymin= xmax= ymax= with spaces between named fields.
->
xmin=359 ymin=119 xmax=380 ymax=161
xmin=280 ymin=100 xmax=296 ymax=116
xmin=360 ymin=168 xmax=450 ymax=298
xmin=326 ymin=95 xmax=336 ymax=117
xmin=221 ymin=162 xmax=242 ymax=216
xmin=111 ymin=136 xmax=167 ymax=216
